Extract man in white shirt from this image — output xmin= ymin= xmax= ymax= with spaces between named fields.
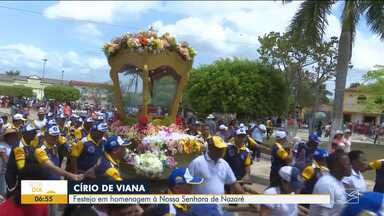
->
xmin=309 ymin=150 xmax=352 ymax=216
xmin=188 ymin=136 xmax=244 ymax=194
xmin=33 ymin=108 xmax=47 ymax=133
xmin=342 ymin=150 xmax=368 ymax=193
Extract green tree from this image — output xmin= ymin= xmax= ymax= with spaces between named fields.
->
xmin=288 ymin=1 xmax=384 ymax=138
xmin=184 ymin=58 xmax=288 ymax=118
xmin=0 ymin=85 xmax=33 ymax=97
xmin=258 ymin=32 xmax=337 ymax=131
xmin=44 ymin=85 xmax=80 ymax=102
xmin=360 ymin=65 xmax=384 ymax=112
xmin=5 ymin=70 xmax=20 ymax=76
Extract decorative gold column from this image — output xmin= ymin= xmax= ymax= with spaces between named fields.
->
xmin=142 ymin=64 xmax=149 ymax=117
xmin=169 ymin=76 xmax=187 ymax=122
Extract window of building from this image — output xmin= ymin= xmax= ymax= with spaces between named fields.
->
xmin=357 ymin=95 xmax=367 ymax=104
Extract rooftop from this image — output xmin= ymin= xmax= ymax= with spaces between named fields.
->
xmin=0 ymin=73 xmax=111 ymax=88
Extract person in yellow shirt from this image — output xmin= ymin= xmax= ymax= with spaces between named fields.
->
xmin=91 ymin=135 xmax=131 ymax=181
xmin=270 ymin=130 xmax=291 ymax=187
xmin=301 ymin=148 xmax=329 ymax=194
xmin=367 ymin=159 xmax=384 ymax=193
xmin=224 ymin=128 xmax=253 ymax=182
xmin=69 ymin=122 xmax=108 ymax=174
xmin=5 ymin=124 xmax=42 ymax=195
xmin=34 ymin=125 xmax=83 ymax=181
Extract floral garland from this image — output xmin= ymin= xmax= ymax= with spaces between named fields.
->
xmin=112 ymin=121 xmax=204 ymax=178
xmin=103 ymin=27 xmax=197 ymax=61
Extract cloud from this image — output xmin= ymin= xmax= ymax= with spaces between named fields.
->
xmin=151 ymin=1 xmax=303 ymax=60
xmin=0 ymin=43 xmax=109 ymax=81
xmin=44 ymin=1 xmax=160 ymax=23
xmin=76 ymin=23 xmax=102 ymax=37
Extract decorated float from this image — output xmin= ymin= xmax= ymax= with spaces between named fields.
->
xmin=103 ymin=28 xmax=203 ymax=181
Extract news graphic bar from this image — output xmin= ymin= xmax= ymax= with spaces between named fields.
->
xmin=21 ymin=180 xmax=331 ymax=205
xmin=68 ymin=194 xmax=331 ymax=204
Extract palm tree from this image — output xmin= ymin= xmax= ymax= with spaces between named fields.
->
xmin=288 ymin=1 xmax=384 ymax=142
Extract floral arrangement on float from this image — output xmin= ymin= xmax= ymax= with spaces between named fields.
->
xmin=103 ymin=27 xmax=197 ymax=61
xmin=111 ymin=117 xmax=205 ymax=179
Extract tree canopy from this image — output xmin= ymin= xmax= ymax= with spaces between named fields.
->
xmin=0 ymin=85 xmax=33 ymax=97
xmin=44 ymin=85 xmax=80 ymax=102
xmin=184 ymin=58 xmax=288 ymax=118
xmin=360 ymin=65 xmax=384 ymax=112
xmin=258 ymin=31 xmax=337 ymax=114
xmin=5 ymin=70 xmax=21 ymax=76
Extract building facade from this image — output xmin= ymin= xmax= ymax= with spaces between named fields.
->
xmin=0 ymin=74 xmax=112 ymax=106
xmin=343 ymin=86 xmax=383 ymax=125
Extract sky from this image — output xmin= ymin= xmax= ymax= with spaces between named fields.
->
xmin=0 ymin=1 xmax=384 ymax=95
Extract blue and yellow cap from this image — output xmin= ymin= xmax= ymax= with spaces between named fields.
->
xmin=104 ymin=135 xmax=130 ymax=152
xmin=168 ymin=167 xmax=204 ymax=187
xmin=92 ymin=122 xmax=108 ymax=133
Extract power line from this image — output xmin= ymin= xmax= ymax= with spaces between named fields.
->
xmin=0 ymin=4 xmax=260 ymax=47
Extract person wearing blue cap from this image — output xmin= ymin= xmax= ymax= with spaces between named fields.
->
xmin=69 ymin=122 xmax=108 ymax=174
xmin=91 ymin=135 xmax=130 ymax=181
xmin=294 ymin=132 xmax=321 ymax=171
xmin=34 ymin=125 xmax=83 ymax=181
xmin=5 ymin=124 xmax=42 ymax=196
xmin=144 ymin=167 xmax=222 ymax=216
xmin=301 ymin=148 xmax=329 ymax=194
xmin=341 ymin=192 xmax=384 ymax=216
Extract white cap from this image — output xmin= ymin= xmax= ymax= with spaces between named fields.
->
xmin=274 ymin=130 xmax=287 ymax=139
xmin=278 ymin=166 xmax=303 ymax=189
xmin=13 ymin=113 xmax=25 ymax=121
xmin=258 ymin=124 xmax=267 ymax=131
xmin=236 ymin=127 xmax=247 ymax=135
xmin=239 ymin=123 xmax=245 ymax=128
xmin=219 ymin=124 xmax=228 ymax=130
xmin=207 ymin=114 xmax=215 ymax=119
xmin=344 ymin=129 xmax=351 ymax=133
xmin=335 ymin=130 xmax=344 ymax=135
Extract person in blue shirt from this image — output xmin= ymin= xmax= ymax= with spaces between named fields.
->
xmin=69 ymin=122 xmax=108 ymax=174
xmin=294 ymin=133 xmax=320 ymax=171
xmin=224 ymin=127 xmax=253 ymax=181
xmin=92 ymin=135 xmax=131 ymax=181
xmin=34 ymin=125 xmax=83 ymax=181
xmin=301 ymin=148 xmax=329 ymax=194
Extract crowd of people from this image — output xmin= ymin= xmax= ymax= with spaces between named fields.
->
xmin=0 ymin=103 xmax=382 ymax=216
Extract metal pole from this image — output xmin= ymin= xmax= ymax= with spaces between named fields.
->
xmin=42 ymin=58 xmax=47 ymax=79
xmin=61 ymin=70 xmax=64 ymax=84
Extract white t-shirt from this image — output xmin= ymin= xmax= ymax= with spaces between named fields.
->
xmin=342 ymin=169 xmax=367 ymax=193
xmin=343 ymin=137 xmax=352 ymax=153
xmin=309 ymin=174 xmax=346 ymax=216
xmin=188 ymin=153 xmax=237 ymax=194
xmin=34 ymin=119 xmax=47 ymax=130
xmin=263 ymin=187 xmax=298 ymax=216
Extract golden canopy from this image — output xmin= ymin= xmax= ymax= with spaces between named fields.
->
xmin=104 ymin=29 xmax=195 ymax=122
